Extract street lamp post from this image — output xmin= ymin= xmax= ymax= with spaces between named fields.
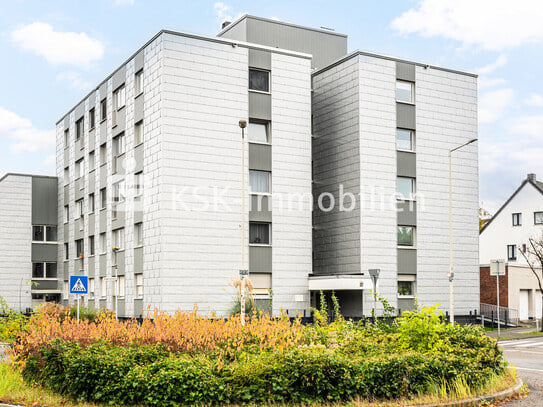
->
xmin=239 ymin=120 xmax=247 ymax=326
xmin=448 ymin=138 xmax=477 ymax=326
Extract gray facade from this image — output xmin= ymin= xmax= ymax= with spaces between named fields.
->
xmin=0 ymin=174 xmax=59 ymax=310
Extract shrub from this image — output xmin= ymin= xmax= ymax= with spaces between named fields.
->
xmin=15 ymin=305 xmax=505 ymax=405
xmin=0 ymin=296 xmax=29 ymax=344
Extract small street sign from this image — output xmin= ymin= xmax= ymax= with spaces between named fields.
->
xmin=490 ymin=260 xmax=506 ymax=276
xmin=239 ymin=269 xmax=249 ymax=278
xmin=70 ymin=276 xmax=88 ymax=294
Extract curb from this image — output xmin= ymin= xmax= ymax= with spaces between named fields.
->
xmin=416 ymin=378 xmax=524 ymax=407
xmin=0 ymin=379 xmax=525 ymax=407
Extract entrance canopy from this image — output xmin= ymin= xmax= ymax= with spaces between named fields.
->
xmin=308 ymin=274 xmax=373 ymax=291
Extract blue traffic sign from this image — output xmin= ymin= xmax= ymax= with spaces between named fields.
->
xmin=70 ymin=276 xmax=88 ymax=294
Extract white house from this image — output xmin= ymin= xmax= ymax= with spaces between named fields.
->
xmin=480 ymin=173 xmax=543 ymax=321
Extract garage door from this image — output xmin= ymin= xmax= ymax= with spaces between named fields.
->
xmin=536 ymin=291 xmax=542 ymax=319
xmin=519 ymin=290 xmax=530 ymax=320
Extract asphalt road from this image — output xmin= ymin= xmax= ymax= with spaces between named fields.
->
xmin=500 ymin=336 xmax=543 ymax=406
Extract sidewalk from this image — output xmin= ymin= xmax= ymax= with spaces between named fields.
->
xmin=486 ymin=327 xmax=543 ymax=340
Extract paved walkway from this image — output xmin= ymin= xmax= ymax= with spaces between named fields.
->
xmin=500 ymin=336 xmax=543 ymax=406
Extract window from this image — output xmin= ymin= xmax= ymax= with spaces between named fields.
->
xmin=32 ymin=225 xmax=44 ymax=242
xmin=113 ymin=181 xmax=125 ymax=203
xmin=397 ymin=129 xmax=414 ymax=151
xmin=89 ymin=151 xmax=95 ymax=171
xmin=75 ymin=117 xmax=84 ymax=141
xmin=249 ymin=69 xmax=269 ymax=92
xmin=135 ymin=223 xmax=143 ymax=246
xmin=46 ymin=226 xmax=57 ymax=242
xmin=249 ymin=222 xmax=271 ymax=245
xmin=135 ymin=274 xmax=143 ymax=298
xmin=76 ymin=199 xmax=84 ymax=219
xmin=397 ymin=177 xmax=415 ymax=200
xmin=117 ymin=275 xmax=125 ymax=298
xmin=33 ymin=225 xmax=56 ymax=242
xmin=89 ymin=193 xmax=95 ymax=213
xmin=64 ymin=243 xmax=69 ymax=260
xmin=100 ymin=232 xmax=106 ymax=254
xmin=398 ymin=226 xmax=414 ymax=247
xmin=135 ymin=70 xmax=143 ymax=95
xmin=512 ymin=213 xmax=522 ymax=226
xmin=32 ymin=263 xmax=55 ymax=280
xmin=113 ymin=228 xmax=125 ymax=251
xmin=134 ymin=121 xmax=143 ymax=145
xmin=64 ymin=167 xmax=70 ymax=185
xmin=89 ymin=108 xmax=96 ymax=129
xmin=100 ymin=98 xmax=107 ymax=121
xmin=396 ymin=80 xmax=414 ymax=103
xmin=100 ymin=188 xmax=107 ymax=209
xmin=64 ymin=205 xmax=69 ymax=223
xmin=535 ymin=212 xmax=543 ymax=224
xmin=100 ymin=277 xmax=106 ymax=298
xmin=32 ymin=262 xmax=44 ymax=278
xmin=248 ymin=122 xmax=269 ymax=143
xmin=89 ymin=235 xmax=95 ymax=256
xmin=100 ymin=143 xmax=107 ymax=165
xmin=135 ymin=172 xmax=143 ymax=196
xmin=507 ymin=244 xmax=517 ymax=261
xmin=398 ymin=281 xmax=414 ymax=297
xmin=64 ymin=129 xmax=69 ymax=147
xmin=89 ymin=278 xmax=95 ymax=298
xmin=45 ymin=263 xmax=57 ymax=278
xmin=522 ymin=244 xmax=527 ymax=253
xmin=75 ymin=159 xmax=83 ymax=179
xmin=250 ymin=170 xmax=270 ymax=193
xmin=113 ymin=85 xmax=126 ymax=110
xmin=113 ymin=134 xmax=125 ymax=156
xmin=76 ymin=239 xmax=84 ymax=258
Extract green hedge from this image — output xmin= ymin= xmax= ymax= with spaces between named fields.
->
xmin=22 ymin=339 xmax=503 ymax=405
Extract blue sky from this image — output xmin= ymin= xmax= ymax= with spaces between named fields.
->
xmin=1 ymin=0 xmax=542 ymax=212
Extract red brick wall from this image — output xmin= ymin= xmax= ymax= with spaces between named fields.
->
xmin=480 ymin=266 xmax=508 ymax=307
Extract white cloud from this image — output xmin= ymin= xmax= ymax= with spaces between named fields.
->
xmin=475 ymin=54 xmax=507 ymax=75
xmin=478 ymin=88 xmax=514 ymax=123
xmin=57 ymin=71 xmax=93 ymax=92
xmin=213 ymin=2 xmax=245 ymax=25
xmin=0 ymin=107 xmax=55 ymax=154
xmin=524 ymin=93 xmax=543 ymax=107
xmin=11 ymin=22 xmax=104 ymax=68
xmin=478 ymin=77 xmax=507 ymax=90
xmin=391 ymin=0 xmax=543 ymax=51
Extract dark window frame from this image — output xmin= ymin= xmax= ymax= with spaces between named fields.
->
xmin=249 ymin=68 xmax=270 ymax=93
xmin=512 ymin=213 xmax=522 ymax=226
xmin=507 ymin=244 xmax=517 ymax=261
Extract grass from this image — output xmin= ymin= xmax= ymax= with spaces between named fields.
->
xmin=0 ymin=361 xmax=518 ymax=407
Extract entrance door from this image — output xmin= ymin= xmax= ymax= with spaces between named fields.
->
xmin=519 ymin=290 xmax=529 ymax=320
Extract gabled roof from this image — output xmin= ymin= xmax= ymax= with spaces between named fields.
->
xmin=480 ymin=177 xmax=543 ymax=234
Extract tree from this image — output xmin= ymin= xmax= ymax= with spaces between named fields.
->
xmin=518 ymin=237 xmax=543 ymax=331
xmin=479 ymin=206 xmax=492 ymax=230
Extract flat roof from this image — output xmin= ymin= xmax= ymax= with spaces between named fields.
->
xmin=217 ymin=14 xmax=348 ymax=38
xmin=56 ymin=29 xmax=312 ymax=125
xmin=312 ymin=50 xmax=478 ymax=78
xmin=0 ymin=173 xmax=57 ymax=183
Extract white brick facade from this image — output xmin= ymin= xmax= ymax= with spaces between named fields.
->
xmin=0 ymin=175 xmax=32 ymax=310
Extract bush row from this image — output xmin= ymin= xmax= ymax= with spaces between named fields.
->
xmin=22 ymin=340 xmax=504 ymax=405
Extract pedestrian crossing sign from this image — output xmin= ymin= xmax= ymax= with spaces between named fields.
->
xmin=69 ymin=276 xmax=88 ymax=294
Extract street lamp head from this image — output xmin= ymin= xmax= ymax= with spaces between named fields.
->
xmin=467 ymin=138 xmax=477 ymax=145
xmin=238 ymin=120 xmax=247 ymax=129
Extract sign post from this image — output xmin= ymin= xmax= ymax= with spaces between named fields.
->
xmin=490 ymin=260 xmax=506 ymax=337
xmin=69 ymin=276 xmax=89 ymax=322
xmin=368 ymin=269 xmax=380 ymax=320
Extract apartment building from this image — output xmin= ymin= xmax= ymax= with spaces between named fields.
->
xmin=310 ymin=54 xmax=479 ymax=317
xmin=0 ymin=174 xmax=58 ymax=310
xmin=57 ymin=22 xmax=318 ymax=317
xmin=49 ymin=15 xmax=479 ymax=318
xmin=480 ymin=174 xmax=543 ymax=320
